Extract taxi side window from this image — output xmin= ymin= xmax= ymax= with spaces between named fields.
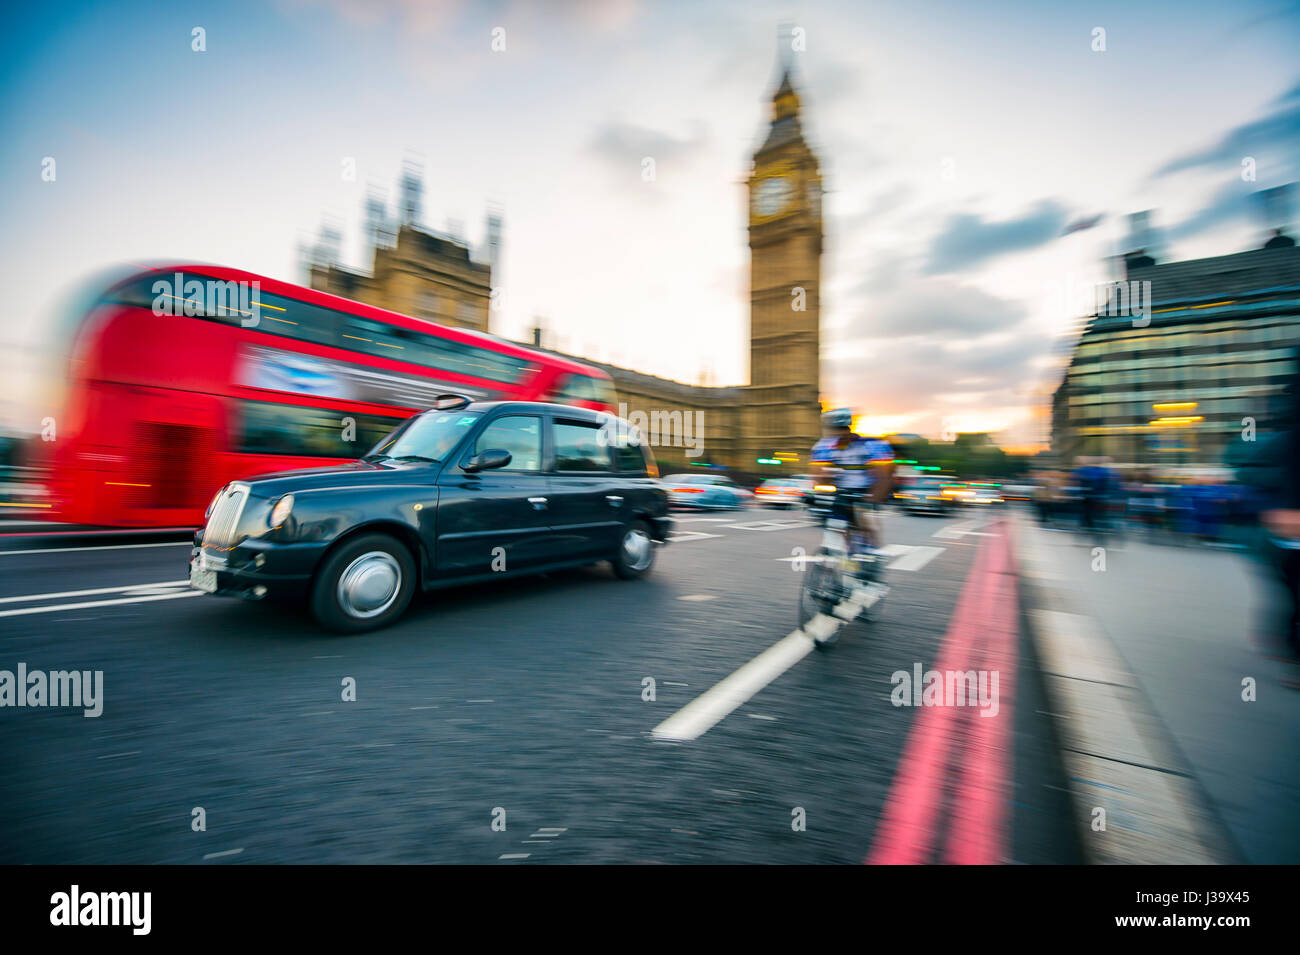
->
xmin=474 ymin=415 xmax=542 ymax=471
xmin=554 ymin=420 xmax=613 ymax=472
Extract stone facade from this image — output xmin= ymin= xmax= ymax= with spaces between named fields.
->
xmin=311 ymin=225 xmax=492 ymax=334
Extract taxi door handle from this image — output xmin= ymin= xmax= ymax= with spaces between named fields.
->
xmin=606 ymin=495 xmax=624 ymax=507
xmin=528 ymin=496 xmax=548 ymax=510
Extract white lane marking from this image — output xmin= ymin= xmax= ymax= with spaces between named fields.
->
xmin=0 ymin=580 xmax=188 ymax=605
xmin=886 ymin=545 xmax=945 ymax=572
xmin=774 ymin=544 xmax=945 ymax=572
xmin=724 ymin=519 xmax=814 ymax=531
xmin=0 ymin=541 xmax=191 ymax=556
xmin=669 ymin=517 xmax=734 ymax=523
xmin=653 ymin=627 xmax=825 ymax=742
xmin=748 ymin=714 xmax=777 ymax=721
xmin=663 ymin=681 xmax=688 ymax=687
xmin=933 ymin=519 xmax=994 ymax=539
xmin=678 ymin=594 xmax=717 ymax=601
xmin=933 ymin=519 xmax=976 ymax=539
xmin=203 ymin=848 xmax=245 ymax=860
xmin=667 ymin=531 xmax=723 ymax=543
xmin=499 ymin=853 xmax=531 ymax=860
xmin=0 ymin=590 xmax=204 ymax=618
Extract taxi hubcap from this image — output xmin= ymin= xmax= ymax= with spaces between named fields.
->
xmin=623 ymin=528 xmax=652 ymax=571
xmin=337 ymin=551 xmax=401 ymax=618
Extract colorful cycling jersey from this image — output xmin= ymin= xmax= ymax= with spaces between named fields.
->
xmin=810 ymin=435 xmax=893 ymax=490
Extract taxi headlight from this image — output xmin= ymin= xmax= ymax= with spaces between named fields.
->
xmin=269 ymin=494 xmax=295 ymax=527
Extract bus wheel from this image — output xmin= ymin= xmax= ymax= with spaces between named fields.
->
xmin=311 ymin=534 xmax=415 ymax=633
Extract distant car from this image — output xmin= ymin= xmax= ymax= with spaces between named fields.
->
xmin=188 ymin=397 xmax=672 ymax=632
xmin=962 ymin=483 xmax=1004 ymax=505
xmin=663 ymin=473 xmax=753 ymax=510
xmin=895 ymin=477 xmax=954 ymax=515
xmin=1000 ymin=483 xmax=1036 ymax=502
xmin=755 ymin=477 xmax=814 ymax=508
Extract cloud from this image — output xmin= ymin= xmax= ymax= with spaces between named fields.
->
xmin=825 ymin=277 xmax=1048 ymax=428
xmin=1152 ymin=80 xmax=1300 ymax=179
xmin=1163 ymin=180 xmax=1264 ymax=243
xmin=847 ymin=276 xmax=1026 ymax=338
xmin=826 ymin=331 xmax=1050 ymax=424
xmin=923 ymin=199 xmax=1069 ymax=275
xmin=587 ymin=120 xmax=707 ymax=168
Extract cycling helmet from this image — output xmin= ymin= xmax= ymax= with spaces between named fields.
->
xmin=822 ymin=407 xmax=853 ymax=429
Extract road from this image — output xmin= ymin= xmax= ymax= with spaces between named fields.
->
xmin=1 ymin=507 xmax=1082 ymax=864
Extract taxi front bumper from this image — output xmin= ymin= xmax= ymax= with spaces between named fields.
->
xmin=188 ymin=530 xmax=328 ymax=600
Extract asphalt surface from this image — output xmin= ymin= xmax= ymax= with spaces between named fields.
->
xmin=0 ymin=506 xmax=1080 ymax=863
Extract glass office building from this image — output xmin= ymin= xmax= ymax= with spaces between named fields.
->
xmin=1053 ymin=237 xmax=1300 ymax=471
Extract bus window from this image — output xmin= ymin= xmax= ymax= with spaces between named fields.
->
xmin=237 ymin=400 xmax=405 ymax=458
xmin=553 ymin=372 xmax=616 ymax=406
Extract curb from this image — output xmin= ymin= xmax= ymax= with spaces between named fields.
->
xmin=1009 ymin=510 xmax=1238 ymax=864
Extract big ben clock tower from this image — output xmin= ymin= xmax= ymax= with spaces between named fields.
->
xmin=745 ymin=68 xmax=823 ymax=464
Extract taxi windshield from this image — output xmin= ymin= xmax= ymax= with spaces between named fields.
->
xmin=365 ymin=410 xmax=482 ymax=463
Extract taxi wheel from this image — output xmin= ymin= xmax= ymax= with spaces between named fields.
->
xmin=311 ymin=533 xmax=416 ymax=633
xmin=611 ymin=519 xmax=656 ymax=580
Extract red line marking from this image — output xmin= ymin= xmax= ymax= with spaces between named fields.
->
xmin=865 ymin=519 xmax=1019 ymax=864
xmin=943 ymin=525 xmax=1018 ymax=864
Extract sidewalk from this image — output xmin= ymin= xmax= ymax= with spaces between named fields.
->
xmin=1014 ymin=511 xmax=1300 ymax=864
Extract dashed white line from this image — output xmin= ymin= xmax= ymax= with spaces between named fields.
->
xmin=0 ymin=580 xmax=189 ymax=604
xmin=0 ymin=590 xmax=204 ymax=617
xmin=651 ymin=631 xmax=816 ymax=742
xmin=203 ymin=848 xmax=245 ymax=860
xmin=886 ymin=545 xmax=945 ymax=572
xmin=499 ymin=853 xmax=531 ymax=860
xmin=652 ymin=586 xmax=884 ymax=743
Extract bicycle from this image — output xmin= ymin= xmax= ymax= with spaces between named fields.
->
xmin=797 ymin=489 xmax=889 ymax=648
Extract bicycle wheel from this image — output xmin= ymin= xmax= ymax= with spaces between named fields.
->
xmin=798 ymin=550 xmax=842 ymax=633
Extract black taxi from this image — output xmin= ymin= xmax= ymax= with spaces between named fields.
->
xmin=188 ymin=397 xmax=672 ymax=632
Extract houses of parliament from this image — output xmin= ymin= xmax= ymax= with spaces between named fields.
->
xmin=310 ymin=69 xmax=825 ymax=473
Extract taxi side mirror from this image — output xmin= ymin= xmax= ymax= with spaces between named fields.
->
xmin=464 ymin=449 xmax=512 ymax=473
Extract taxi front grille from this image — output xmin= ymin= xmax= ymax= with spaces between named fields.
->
xmin=204 ymin=484 xmax=249 ymax=550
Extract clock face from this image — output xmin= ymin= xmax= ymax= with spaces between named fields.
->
xmin=753 ymin=175 xmax=793 ymax=217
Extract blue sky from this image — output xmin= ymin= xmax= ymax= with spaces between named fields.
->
xmin=3 ymin=0 xmax=1298 ymax=446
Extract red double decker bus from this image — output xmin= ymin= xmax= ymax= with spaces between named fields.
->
xmin=47 ymin=263 xmax=617 ymax=527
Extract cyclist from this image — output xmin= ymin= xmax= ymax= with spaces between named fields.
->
xmin=810 ymin=408 xmax=895 ymax=575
